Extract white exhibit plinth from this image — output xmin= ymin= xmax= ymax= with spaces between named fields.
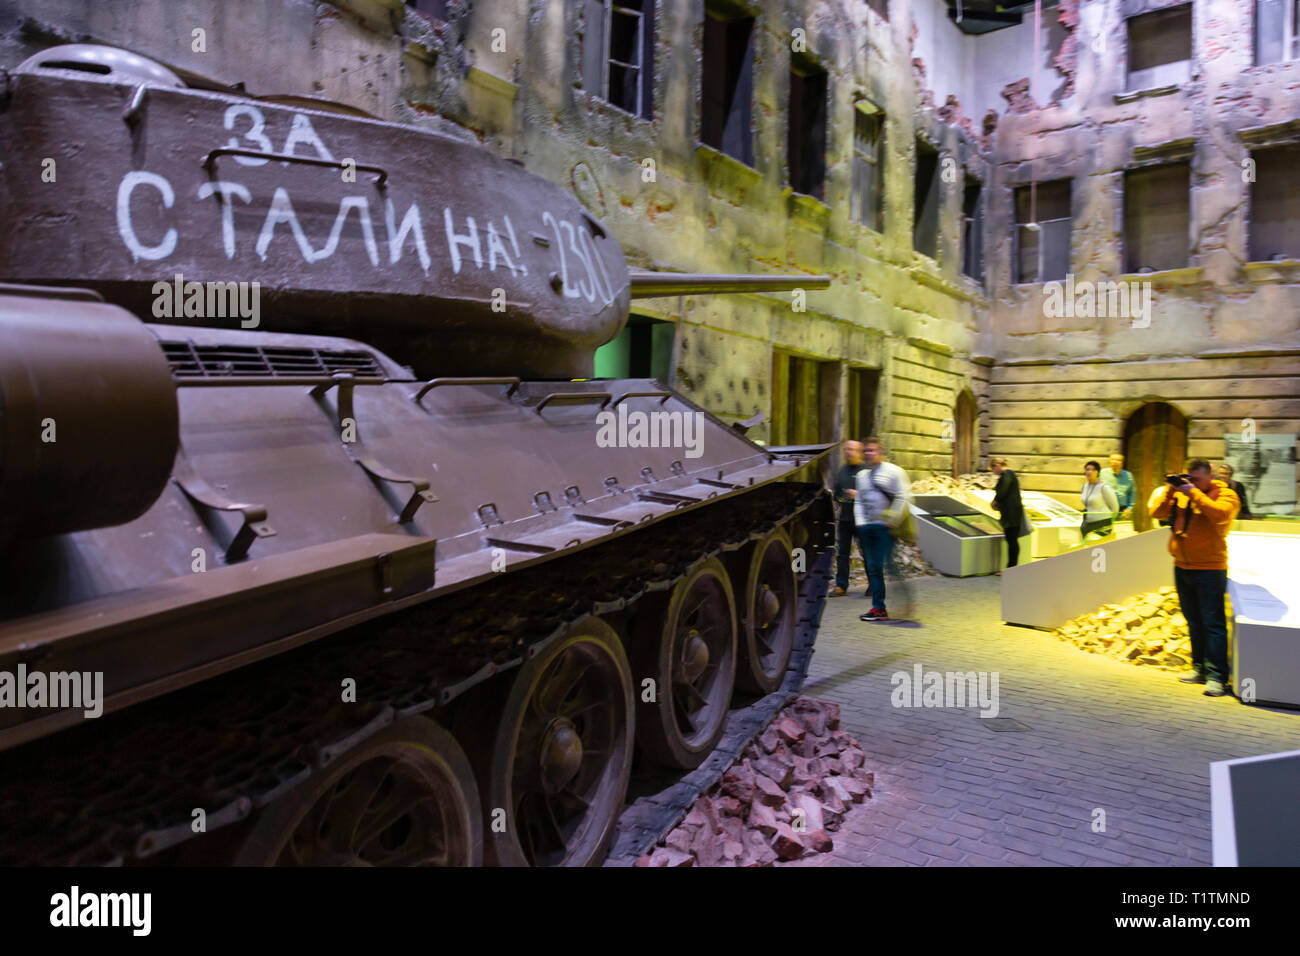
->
xmin=1226 ymin=528 xmax=1300 ymax=707
xmin=911 ymin=495 xmax=1030 ymax=577
xmin=1000 ymin=529 xmax=1173 ymax=628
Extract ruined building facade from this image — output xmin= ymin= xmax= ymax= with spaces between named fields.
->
xmin=2 ymin=0 xmax=1296 ymax=512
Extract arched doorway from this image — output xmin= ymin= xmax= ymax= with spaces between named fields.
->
xmin=952 ymin=390 xmax=977 ymax=476
xmin=1123 ymin=402 xmax=1188 ymax=531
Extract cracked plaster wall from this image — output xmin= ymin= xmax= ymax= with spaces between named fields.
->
xmin=985 ymin=0 xmax=1299 ymax=504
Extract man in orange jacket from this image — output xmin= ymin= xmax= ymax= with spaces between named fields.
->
xmin=1150 ymin=458 xmax=1240 ymax=697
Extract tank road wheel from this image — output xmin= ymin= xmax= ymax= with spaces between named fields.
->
xmin=459 ymin=617 xmax=634 ymax=867
xmin=737 ymin=527 xmax=799 ymax=694
xmin=634 ymin=556 xmax=738 ymax=769
xmin=235 ymin=717 xmax=482 ymax=866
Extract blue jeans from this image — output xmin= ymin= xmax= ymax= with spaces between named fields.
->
xmin=836 ymin=520 xmax=868 ymax=590
xmin=857 ymin=524 xmax=895 ymax=611
xmin=1174 ymin=567 xmax=1229 ymax=684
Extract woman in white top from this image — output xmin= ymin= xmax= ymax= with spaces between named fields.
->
xmin=1080 ymin=460 xmax=1119 ymax=540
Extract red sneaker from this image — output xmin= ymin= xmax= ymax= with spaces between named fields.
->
xmin=859 ymin=608 xmax=888 ymax=622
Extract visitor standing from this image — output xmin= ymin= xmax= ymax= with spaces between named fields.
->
xmin=1100 ymin=452 xmax=1135 ymax=518
xmin=830 ymin=440 xmax=868 ymax=597
xmin=1215 ymin=464 xmax=1253 ymax=520
xmin=855 ymin=438 xmax=911 ymax=622
xmin=990 ymin=457 xmax=1026 ymax=571
xmin=1080 ymin=460 xmax=1119 ymax=540
xmin=1152 ymin=459 xmax=1240 ymax=697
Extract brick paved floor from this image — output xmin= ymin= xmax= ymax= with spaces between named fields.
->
xmin=784 ymin=574 xmax=1300 ymax=866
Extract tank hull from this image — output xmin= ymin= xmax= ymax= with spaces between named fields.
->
xmin=0 ymin=310 xmax=830 ymax=751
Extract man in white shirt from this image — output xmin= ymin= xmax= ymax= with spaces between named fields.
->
xmin=854 ymin=437 xmax=911 ymax=622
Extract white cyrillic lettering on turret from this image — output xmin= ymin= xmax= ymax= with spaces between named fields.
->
xmin=316 ymin=197 xmax=379 ymax=265
xmin=444 ymin=208 xmax=483 ymax=274
xmin=117 ymin=171 xmax=178 ymax=261
xmin=386 ymin=199 xmax=431 ymax=272
xmin=222 ymin=104 xmax=273 ymax=166
xmin=485 ymin=220 xmax=519 ymax=276
xmin=580 ymin=227 xmax=615 ymax=305
xmin=256 ymin=187 xmax=320 ymax=262
xmin=282 ymin=113 xmax=335 ymax=162
xmin=502 ymin=215 xmax=527 ymax=276
xmin=560 ymin=219 xmax=595 ymax=302
xmin=542 ymin=211 xmax=578 ymax=298
xmin=197 ymin=181 xmax=252 ymax=259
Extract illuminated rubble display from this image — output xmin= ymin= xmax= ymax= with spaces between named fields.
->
xmin=1051 ymin=586 xmax=1192 ymax=669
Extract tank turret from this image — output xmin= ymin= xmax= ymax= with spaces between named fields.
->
xmin=1 ymin=44 xmax=827 ymax=379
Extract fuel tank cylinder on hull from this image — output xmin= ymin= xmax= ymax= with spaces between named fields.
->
xmin=0 ymin=46 xmax=630 ymax=379
xmin=0 ymin=288 xmax=178 ymax=546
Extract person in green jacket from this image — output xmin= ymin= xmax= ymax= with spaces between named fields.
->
xmin=1099 ymin=452 xmax=1135 ymax=518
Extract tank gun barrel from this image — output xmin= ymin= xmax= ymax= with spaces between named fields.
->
xmin=628 ymin=271 xmax=831 ymax=298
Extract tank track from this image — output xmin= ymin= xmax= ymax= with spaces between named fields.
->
xmin=0 ymin=482 xmax=832 ymax=866
xmin=604 ymin=541 xmax=834 ymax=864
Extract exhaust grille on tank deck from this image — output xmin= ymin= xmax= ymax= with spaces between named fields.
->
xmin=162 ymin=341 xmax=384 ymax=380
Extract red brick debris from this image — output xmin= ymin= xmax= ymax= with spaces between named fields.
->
xmin=635 ymin=697 xmax=875 ymax=867
xmin=1052 ymin=0 xmax=1080 ymax=106
xmin=1001 ymin=77 xmax=1035 ymax=114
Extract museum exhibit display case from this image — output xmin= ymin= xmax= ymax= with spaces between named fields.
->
xmin=911 ymin=495 xmax=1030 ymax=577
xmin=963 ymin=488 xmax=1091 ymax=558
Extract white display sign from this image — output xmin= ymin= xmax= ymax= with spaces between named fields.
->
xmin=1222 ymin=434 xmax=1297 ymax=516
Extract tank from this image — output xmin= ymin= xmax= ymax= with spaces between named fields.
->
xmin=0 ymin=44 xmax=836 ymax=866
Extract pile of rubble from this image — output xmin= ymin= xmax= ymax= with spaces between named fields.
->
xmin=892 ymin=541 xmax=934 ymax=577
xmin=1051 ymin=586 xmax=1193 ymax=668
xmin=635 ymin=698 xmax=874 ymax=866
xmin=911 ymin=472 xmax=999 ymax=513
xmin=846 ymin=540 xmax=934 ymax=588
xmin=912 ymin=472 xmax=999 ymax=493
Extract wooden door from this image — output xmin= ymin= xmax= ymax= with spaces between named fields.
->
xmin=1123 ymin=402 xmax=1188 ymax=531
xmin=770 ymin=351 xmax=835 ymax=447
xmin=848 ymin=367 xmax=880 ymax=442
xmin=953 ymin=390 xmax=977 ymax=476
